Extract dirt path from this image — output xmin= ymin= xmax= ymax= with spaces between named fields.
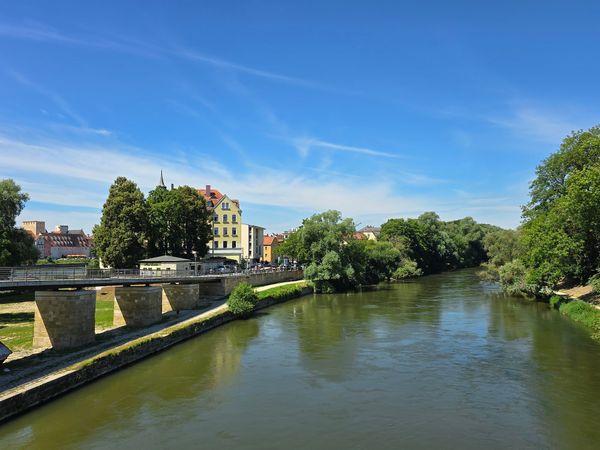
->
xmin=254 ymin=280 xmax=305 ymax=292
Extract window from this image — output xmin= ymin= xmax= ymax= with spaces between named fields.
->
xmin=214 ymin=227 xmax=219 ymax=236
xmin=232 ymin=214 xmax=237 ymax=223
xmin=223 ymin=227 xmax=228 ymax=236
xmin=213 ymin=241 xmax=219 ymax=248
xmin=213 ymin=214 xmax=219 ymax=223
xmin=232 ymin=228 xmax=237 ymax=236
xmin=222 ymin=202 xmax=230 ymax=210
xmin=223 ymin=241 xmax=228 ymax=249
xmin=232 ymin=241 xmax=236 ymax=248
xmin=223 ymin=214 xmax=228 ymax=223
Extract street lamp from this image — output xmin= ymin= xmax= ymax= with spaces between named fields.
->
xmin=192 ymin=250 xmax=198 ymax=276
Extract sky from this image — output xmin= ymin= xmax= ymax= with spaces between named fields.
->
xmin=1 ymin=1 xmax=599 ymax=233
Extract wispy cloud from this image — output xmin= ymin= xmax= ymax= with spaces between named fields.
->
xmin=2 ymin=131 xmax=523 ymax=232
xmin=293 ymin=137 xmax=404 ymax=159
xmin=484 ymin=101 xmax=600 ymax=146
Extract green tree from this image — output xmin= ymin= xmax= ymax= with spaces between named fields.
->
xmin=94 ymin=177 xmax=149 ymax=268
xmin=525 ymin=125 xmax=600 ymax=218
xmin=178 ymin=186 xmax=212 ymax=258
xmin=0 ymin=179 xmax=38 ymax=266
xmin=147 ymin=186 xmax=211 ymax=258
xmin=274 ymin=228 xmax=309 ymax=263
xmin=359 ymin=240 xmax=403 ymax=284
xmin=299 ymin=210 xmax=361 ymax=292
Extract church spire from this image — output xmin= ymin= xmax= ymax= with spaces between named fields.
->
xmin=159 ymin=170 xmax=166 ymax=188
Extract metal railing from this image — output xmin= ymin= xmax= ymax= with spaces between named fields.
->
xmin=0 ymin=266 xmax=302 ymax=283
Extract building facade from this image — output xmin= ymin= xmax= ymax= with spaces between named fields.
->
xmin=198 ymin=185 xmax=243 ymax=263
xmin=139 ymin=255 xmax=192 ymax=272
xmin=263 ymin=235 xmax=280 ymax=263
xmin=241 ymin=224 xmax=265 ymax=263
xmin=358 ymin=226 xmax=381 ymax=241
xmin=22 ymin=222 xmax=94 ymax=259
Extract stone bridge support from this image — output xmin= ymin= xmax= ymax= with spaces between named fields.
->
xmin=162 ymin=283 xmax=201 ymax=313
xmin=114 ymin=286 xmax=162 ymax=328
xmin=33 ymin=290 xmax=96 ymax=350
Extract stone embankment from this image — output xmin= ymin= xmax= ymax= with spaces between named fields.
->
xmin=0 ymin=280 xmax=311 ymax=423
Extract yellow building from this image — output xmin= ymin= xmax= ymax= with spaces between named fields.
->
xmin=198 ymin=185 xmax=243 ymax=263
xmin=263 ymin=235 xmax=280 ymax=263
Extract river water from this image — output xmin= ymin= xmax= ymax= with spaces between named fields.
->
xmin=1 ymin=270 xmax=600 ymax=449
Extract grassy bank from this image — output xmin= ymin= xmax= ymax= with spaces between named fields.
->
xmin=257 ymin=281 xmax=309 ymax=301
xmin=550 ymin=295 xmax=600 ymax=340
xmin=0 ymin=299 xmax=114 ymax=352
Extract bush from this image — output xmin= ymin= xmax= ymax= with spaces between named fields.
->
xmin=589 ymin=273 xmax=600 ymax=294
xmin=393 ymin=259 xmax=422 ymax=280
xmin=498 ymin=260 xmax=537 ymax=296
xmin=549 ymin=295 xmax=568 ymax=310
xmin=227 ymin=282 xmax=259 ymax=317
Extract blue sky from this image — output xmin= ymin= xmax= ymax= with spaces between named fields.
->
xmin=1 ymin=1 xmax=599 ymax=233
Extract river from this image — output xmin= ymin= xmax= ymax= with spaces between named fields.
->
xmin=1 ymin=270 xmax=600 ymax=449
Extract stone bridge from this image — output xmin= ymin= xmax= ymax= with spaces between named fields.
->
xmin=21 ymin=269 xmax=304 ymax=351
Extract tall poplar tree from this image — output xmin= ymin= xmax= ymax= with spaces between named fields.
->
xmin=94 ymin=177 xmax=148 ymax=268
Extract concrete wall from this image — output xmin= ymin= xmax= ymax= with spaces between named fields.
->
xmin=114 ymin=286 xmax=162 ymax=328
xmin=198 ymin=270 xmax=304 ymax=297
xmin=33 ymin=290 xmax=96 ymax=350
xmin=162 ymin=284 xmax=201 ymax=313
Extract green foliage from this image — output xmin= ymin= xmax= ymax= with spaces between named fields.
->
xmin=297 ymin=211 xmax=362 ymax=293
xmin=358 ymin=240 xmax=403 ymax=284
xmin=93 ymin=177 xmax=149 ymax=268
xmin=381 ymin=213 xmax=496 ymax=276
xmin=549 ymin=295 xmax=568 ymax=310
xmin=393 ymin=259 xmax=422 ymax=279
xmin=0 ymin=179 xmax=38 ymax=266
xmin=257 ymin=282 xmax=307 ymax=300
xmin=497 ymin=260 xmax=535 ymax=296
xmin=274 ymin=229 xmax=309 ymax=262
xmin=483 ymin=229 xmax=523 ymax=268
xmin=147 ymin=185 xmax=211 ymax=258
xmin=227 ymin=282 xmax=259 ymax=316
xmin=589 ymin=274 xmax=600 ymax=294
xmin=559 ymin=300 xmax=600 ymax=340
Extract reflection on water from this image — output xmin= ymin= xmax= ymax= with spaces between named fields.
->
xmin=1 ymin=269 xmax=600 ymax=449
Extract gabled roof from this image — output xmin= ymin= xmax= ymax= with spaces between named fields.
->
xmin=263 ymin=235 xmax=279 ymax=246
xmin=197 ymin=187 xmax=240 ymax=210
xmin=138 ymin=255 xmax=192 ymax=263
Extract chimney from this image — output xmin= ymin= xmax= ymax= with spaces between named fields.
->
xmin=205 ymin=184 xmax=211 ymax=196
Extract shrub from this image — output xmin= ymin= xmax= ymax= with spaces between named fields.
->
xmin=227 ymin=282 xmax=259 ymax=317
xmin=549 ymin=295 xmax=568 ymax=310
xmin=589 ymin=273 xmax=600 ymax=294
xmin=393 ymin=259 xmax=422 ymax=280
xmin=498 ymin=260 xmax=537 ymax=296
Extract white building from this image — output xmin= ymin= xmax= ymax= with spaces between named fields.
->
xmin=241 ymin=224 xmax=265 ymax=263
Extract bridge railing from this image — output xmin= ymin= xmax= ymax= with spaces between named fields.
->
xmin=0 ymin=266 xmax=302 ymax=283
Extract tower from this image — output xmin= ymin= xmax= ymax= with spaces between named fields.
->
xmin=159 ymin=170 xmax=166 ymax=188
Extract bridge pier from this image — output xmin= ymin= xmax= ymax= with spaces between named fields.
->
xmin=162 ymin=283 xmax=200 ymax=313
xmin=114 ymin=286 xmax=162 ymax=328
xmin=33 ymin=290 xmax=96 ymax=350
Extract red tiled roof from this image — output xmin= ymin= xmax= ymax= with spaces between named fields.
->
xmin=197 ymin=188 xmax=224 ymax=206
xmin=353 ymin=232 xmax=367 ymax=240
xmin=263 ymin=235 xmax=279 ymax=246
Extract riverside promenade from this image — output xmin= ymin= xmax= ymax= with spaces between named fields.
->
xmin=0 ymin=279 xmax=311 ymax=423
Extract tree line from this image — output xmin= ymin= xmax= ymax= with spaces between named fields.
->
xmin=94 ymin=177 xmax=212 ymax=268
xmin=276 ymin=210 xmax=501 ymax=293
xmin=482 ymin=124 xmax=600 ymax=296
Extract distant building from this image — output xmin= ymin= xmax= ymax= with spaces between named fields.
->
xmin=241 ymin=224 xmax=265 ymax=263
xmin=353 ymin=231 xmax=367 ymax=240
xmin=358 ymin=226 xmax=381 ymax=241
xmin=22 ymin=221 xmax=94 ymax=259
xmin=263 ymin=235 xmax=280 ymax=263
xmin=198 ymin=185 xmax=243 ymax=263
xmin=139 ymin=255 xmax=192 ymax=272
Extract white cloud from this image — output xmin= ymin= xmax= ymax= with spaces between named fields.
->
xmin=292 ymin=137 xmax=404 ymax=159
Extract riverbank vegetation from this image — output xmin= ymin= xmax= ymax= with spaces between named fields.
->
xmin=276 ymin=210 xmax=501 ymax=293
xmin=481 ymin=125 xmax=600 ymax=298
xmin=227 ymin=282 xmax=259 ymax=317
